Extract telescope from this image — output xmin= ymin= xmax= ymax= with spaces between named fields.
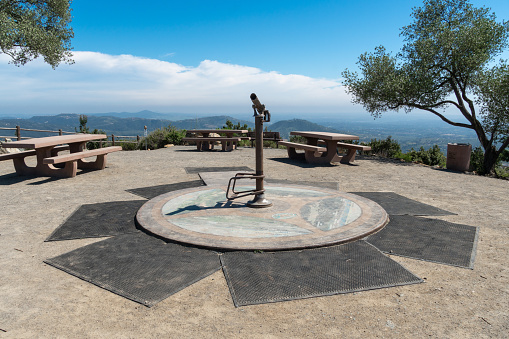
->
xmin=250 ymin=93 xmax=270 ymax=122
xmin=226 ymin=93 xmax=272 ymax=208
xmin=250 ymin=93 xmax=265 ymax=115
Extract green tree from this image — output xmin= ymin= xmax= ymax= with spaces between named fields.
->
xmin=222 ymin=119 xmax=250 ymax=131
xmin=342 ymin=0 xmax=509 ymax=175
xmin=78 ymin=114 xmax=88 ymax=133
xmin=0 ymin=0 xmax=74 ymax=68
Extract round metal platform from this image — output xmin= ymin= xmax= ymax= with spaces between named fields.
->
xmin=136 ymin=184 xmax=389 ymax=251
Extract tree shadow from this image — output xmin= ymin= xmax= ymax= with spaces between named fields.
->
xmin=268 ymin=157 xmax=339 ymax=169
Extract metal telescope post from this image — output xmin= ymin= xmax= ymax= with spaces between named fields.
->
xmin=225 ymin=93 xmax=272 ymax=208
xmin=248 ymin=93 xmax=272 ymax=207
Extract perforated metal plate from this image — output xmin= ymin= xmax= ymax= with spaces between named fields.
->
xmin=366 ymin=215 xmax=478 ymax=268
xmin=46 ymin=200 xmax=146 ymax=241
xmin=45 ymin=232 xmax=221 ymax=307
xmin=351 ymin=192 xmax=455 ymax=216
xmin=221 ymin=241 xmax=423 ymax=307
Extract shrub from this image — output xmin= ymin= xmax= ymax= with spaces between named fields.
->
xmin=263 ymin=140 xmax=279 ymax=148
xmin=407 ymin=145 xmax=446 ymax=167
xmin=500 ymin=149 xmax=509 ymax=162
xmin=141 ymin=125 xmax=186 ymax=150
xmin=470 ymin=147 xmax=485 ymax=173
xmin=289 ymin=135 xmax=307 ymax=144
xmin=164 ymin=127 xmax=186 ymax=145
xmin=118 ymin=141 xmax=139 ymax=151
xmin=363 ymin=136 xmax=401 ymax=158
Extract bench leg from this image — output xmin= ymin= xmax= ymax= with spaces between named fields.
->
xmin=12 ymin=157 xmax=76 ymax=177
xmin=12 ymin=157 xmax=36 ymax=176
xmin=339 ymin=149 xmax=357 ymax=164
xmin=36 ymin=161 xmax=77 ymax=178
xmin=36 ymin=147 xmax=77 ymax=177
xmin=68 ymin=142 xmax=108 ymax=170
xmin=221 ymin=140 xmax=235 ymax=152
xmin=303 ymin=142 xmax=342 ymax=165
xmin=287 ymin=147 xmax=305 ymax=161
xmin=198 ymin=140 xmax=214 ymax=151
xmin=304 ymin=150 xmax=331 ymax=164
xmin=77 ymin=155 xmax=107 ymax=170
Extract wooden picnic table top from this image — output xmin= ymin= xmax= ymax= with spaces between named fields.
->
xmin=1 ymin=134 xmax=107 ymax=149
xmin=188 ymin=129 xmax=248 ymax=134
xmin=290 ymin=131 xmax=359 ymax=141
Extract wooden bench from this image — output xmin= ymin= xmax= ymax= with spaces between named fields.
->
xmin=336 ymin=142 xmax=371 ymax=152
xmin=0 ymin=145 xmax=92 ymax=177
xmin=246 ymin=131 xmax=282 ymax=147
xmin=0 ymin=145 xmax=70 ymax=172
xmin=278 ymin=141 xmax=327 ymax=162
xmin=183 ymin=137 xmax=243 ymax=152
xmin=43 ymin=145 xmax=121 ymax=168
xmin=0 ymin=145 xmax=70 ymax=160
xmin=335 ymin=142 xmax=371 ymax=163
xmin=279 ymin=141 xmax=371 ymax=164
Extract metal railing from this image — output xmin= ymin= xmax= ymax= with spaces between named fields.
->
xmin=0 ymin=126 xmax=142 ymax=146
xmin=0 ymin=126 xmax=75 ymax=140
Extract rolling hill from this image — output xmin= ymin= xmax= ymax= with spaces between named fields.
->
xmin=267 ymin=119 xmax=340 ymax=139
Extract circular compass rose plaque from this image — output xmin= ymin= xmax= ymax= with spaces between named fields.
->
xmin=137 ymin=184 xmax=388 ymax=250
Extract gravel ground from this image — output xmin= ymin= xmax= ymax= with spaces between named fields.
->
xmin=0 ymin=146 xmax=508 ymax=338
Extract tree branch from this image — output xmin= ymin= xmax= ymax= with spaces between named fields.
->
xmin=407 ymin=103 xmax=473 ymax=128
xmin=497 ymin=136 xmax=509 ymax=156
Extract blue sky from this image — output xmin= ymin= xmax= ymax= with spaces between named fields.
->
xmin=1 ymin=0 xmax=509 ymax=117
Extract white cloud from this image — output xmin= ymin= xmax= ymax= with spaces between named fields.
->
xmin=0 ymin=51 xmax=356 ymax=115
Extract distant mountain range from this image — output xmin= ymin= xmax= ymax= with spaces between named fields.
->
xmin=268 ymin=119 xmax=339 ymax=138
xmin=0 ymin=112 xmax=335 ymax=140
xmin=0 ymin=110 xmax=480 ymax=152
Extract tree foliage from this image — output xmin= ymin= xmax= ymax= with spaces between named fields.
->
xmin=342 ymin=0 xmax=509 ymax=175
xmin=0 ymin=0 xmax=74 ymax=68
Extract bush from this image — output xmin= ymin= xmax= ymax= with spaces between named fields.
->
xmin=118 ymin=141 xmax=139 ymax=151
xmin=165 ymin=127 xmax=186 ymax=145
xmin=407 ymin=145 xmax=446 ymax=167
xmin=470 ymin=146 xmax=485 ymax=173
xmin=141 ymin=125 xmax=186 ymax=150
xmin=500 ymin=149 xmax=509 ymax=162
xmin=289 ymin=135 xmax=307 ymax=144
xmin=363 ymin=136 xmax=401 ymax=158
xmin=263 ymin=140 xmax=280 ymax=148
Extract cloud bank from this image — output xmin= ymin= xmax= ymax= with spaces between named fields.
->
xmin=0 ymin=51 xmax=355 ymax=115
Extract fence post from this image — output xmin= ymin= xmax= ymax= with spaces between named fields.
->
xmin=111 ymin=134 xmax=115 ymax=146
xmin=144 ymin=126 xmax=148 ymax=150
xmin=16 ymin=126 xmax=21 ymax=140
xmin=59 ymin=129 xmax=62 ymax=136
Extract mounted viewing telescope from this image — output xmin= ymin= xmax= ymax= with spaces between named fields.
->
xmin=226 ymin=93 xmax=272 ymax=208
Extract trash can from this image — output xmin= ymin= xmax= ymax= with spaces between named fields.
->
xmin=446 ymin=143 xmax=472 ymax=171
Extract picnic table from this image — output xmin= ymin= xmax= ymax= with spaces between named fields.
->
xmin=278 ymin=131 xmax=371 ymax=165
xmin=0 ymin=134 xmax=122 ymax=178
xmin=183 ymin=129 xmax=249 ymax=152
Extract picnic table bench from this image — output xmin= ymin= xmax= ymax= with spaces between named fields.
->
xmin=0 ymin=134 xmax=121 ymax=178
xmin=245 ymin=131 xmax=282 ymax=147
xmin=279 ymin=131 xmax=371 ymax=165
xmin=183 ymin=129 xmax=249 ymax=152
